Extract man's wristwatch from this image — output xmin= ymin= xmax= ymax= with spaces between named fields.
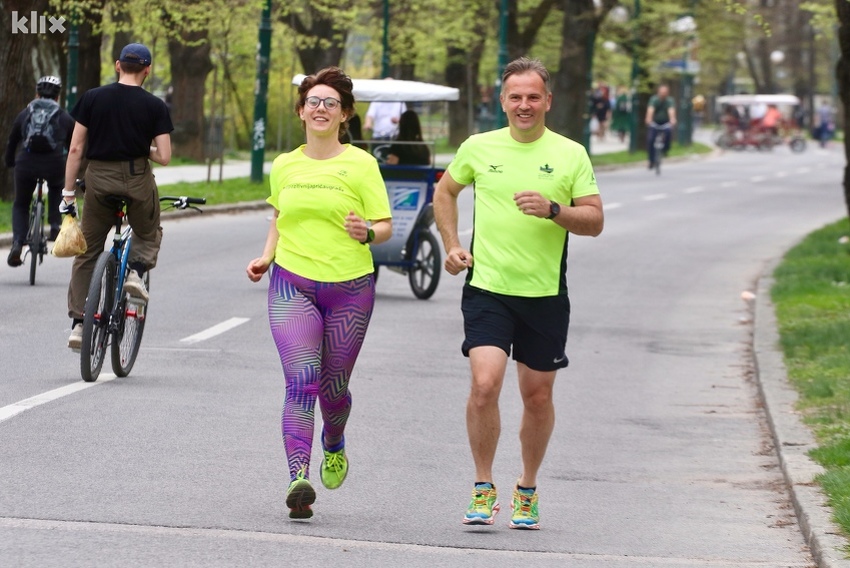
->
xmin=546 ymin=201 xmax=561 ymax=220
xmin=361 ymin=228 xmax=375 ymax=245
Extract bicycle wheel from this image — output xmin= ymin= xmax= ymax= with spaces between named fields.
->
xmin=111 ymin=270 xmax=148 ymax=377
xmin=654 ymin=138 xmax=663 ymax=176
xmin=408 ymin=229 xmax=441 ymax=300
xmin=789 ymin=137 xmax=806 ymax=153
xmin=28 ymin=200 xmax=44 ymax=286
xmin=81 ymin=252 xmax=117 ymax=382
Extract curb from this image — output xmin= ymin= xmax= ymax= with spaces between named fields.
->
xmin=754 ymin=261 xmax=850 ymax=567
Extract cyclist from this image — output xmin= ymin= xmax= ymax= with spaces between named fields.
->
xmin=61 ymin=43 xmax=172 ymax=350
xmin=4 ymin=76 xmax=75 ymax=267
xmin=645 ymin=85 xmax=677 ymax=170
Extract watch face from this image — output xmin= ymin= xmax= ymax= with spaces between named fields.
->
xmin=549 ymin=201 xmax=560 ymax=218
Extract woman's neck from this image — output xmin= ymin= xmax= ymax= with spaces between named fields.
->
xmin=302 ymin=134 xmax=345 ymax=160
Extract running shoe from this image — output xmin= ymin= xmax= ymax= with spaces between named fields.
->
xmin=285 ymin=467 xmax=315 ymax=519
xmin=509 ymin=486 xmax=540 ymax=530
xmin=320 ymin=446 xmax=348 ymax=490
xmin=7 ymin=241 xmax=22 ymax=267
xmin=462 ymin=483 xmax=500 ymax=525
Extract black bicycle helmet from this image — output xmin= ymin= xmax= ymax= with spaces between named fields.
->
xmin=36 ymin=76 xmax=62 ymax=99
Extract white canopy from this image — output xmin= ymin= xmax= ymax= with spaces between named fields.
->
xmin=291 ymin=74 xmax=459 ymax=102
xmin=717 ymin=94 xmax=800 ymax=106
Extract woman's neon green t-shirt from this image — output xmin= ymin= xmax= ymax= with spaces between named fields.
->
xmin=267 ymin=145 xmax=391 ymax=282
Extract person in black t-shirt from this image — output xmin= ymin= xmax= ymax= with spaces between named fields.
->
xmin=4 ymin=76 xmax=75 ymax=267
xmin=385 ymin=110 xmax=431 ymax=166
xmin=62 ymin=43 xmax=174 ymax=350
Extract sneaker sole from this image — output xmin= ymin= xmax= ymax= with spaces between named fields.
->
xmin=509 ymin=520 xmax=540 ymax=530
xmin=286 ymin=481 xmax=316 ymax=519
xmin=68 ymin=337 xmax=82 ymax=350
xmin=462 ymin=503 xmax=500 ymax=525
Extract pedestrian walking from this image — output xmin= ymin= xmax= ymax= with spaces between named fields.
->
xmin=433 ymin=57 xmax=604 ymax=530
xmin=246 ymin=67 xmax=392 ymax=520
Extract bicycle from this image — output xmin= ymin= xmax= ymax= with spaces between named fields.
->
xmin=80 ymin=193 xmax=205 ymax=382
xmin=649 ymin=122 xmax=672 ymax=176
xmin=24 ymin=178 xmax=48 ymax=285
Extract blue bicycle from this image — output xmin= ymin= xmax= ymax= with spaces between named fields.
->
xmin=80 ymin=193 xmax=205 ymax=382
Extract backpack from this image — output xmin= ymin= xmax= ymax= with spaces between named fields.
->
xmin=22 ymin=99 xmax=61 ymax=153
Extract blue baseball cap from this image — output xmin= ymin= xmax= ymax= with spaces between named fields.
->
xmin=119 ymin=43 xmax=152 ymax=66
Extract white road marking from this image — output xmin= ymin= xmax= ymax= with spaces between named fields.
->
xmin=749 ymin=175 xmax=766 ymax=183
xmin=643 ymin=193 xmax=667 ymax=201
xmin=606 ymin=202 xmax=623 ymax=210
xmin=683 ymin=186 xmax=704 ymax=194
xmin=180 ymin=317 xmax=250 ymax=344
xmin=0 ymin=374 xmax=117 ymax=424
xmin=775 ymin=171 xmax=788 ymax=178
xmin=721 ymin=181 xmax=738 ymax=188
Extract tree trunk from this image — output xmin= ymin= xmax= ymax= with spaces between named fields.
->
xmin=169 ymin=32 xmax=213 ymax=161
xmin=1 ymin=0 xmax=46 ymax=200
xmin=550 ymin=1 xmax=597 ymax=142
xmin=77 ymin=2 xmax=105 ymax=96
xmin=836 ymin=0 xmax=850 ymax=222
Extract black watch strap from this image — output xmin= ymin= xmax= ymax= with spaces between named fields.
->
xmin=361 ymin=228 xmax=375 ymax=245
xmin=546 ymin=201 xmax=560 ymax=220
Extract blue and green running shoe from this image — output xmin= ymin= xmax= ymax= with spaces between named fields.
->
xmin=462 ymin=482 xmax=500 ymax=525
xmin=509 ymin=486 xmax=540 ymax=530
xmin=286 ymin=467 xmax=315 ymax=519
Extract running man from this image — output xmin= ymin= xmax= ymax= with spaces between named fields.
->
xmin=433 ymin=57 xmax=604 ymax=530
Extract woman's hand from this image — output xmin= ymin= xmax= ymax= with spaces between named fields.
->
xmin=344 ymin=211 xmax=370 ymax=243
xmin=246 ymin=257 xmax=272 ymax=282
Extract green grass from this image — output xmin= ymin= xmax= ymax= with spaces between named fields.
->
xmin=771 ymin=218 xmax=850 ymax=538
xmin=0 ymin=141 xmax=712 ymax=235
xmin=590 ymin=141 xmax=713 ymax=167
xmin=156 ymin=175 xmax=270 ymax=206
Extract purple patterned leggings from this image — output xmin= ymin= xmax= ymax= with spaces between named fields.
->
xmin=268 ymin=264 xmax=375 ymax=481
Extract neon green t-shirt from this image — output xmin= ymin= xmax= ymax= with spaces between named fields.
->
xmin=267 ymin=144 xmax=391 ymax=282
xmin=447 ymin=128 xmax=599 ymax=297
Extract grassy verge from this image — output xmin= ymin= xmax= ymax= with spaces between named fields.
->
xmin=590 ymin=141 xmax=713 ymax=167
xmin=0 ymin=141 xmax=712 ymax=235
xmin=771 ymin=218 xmax=850 ymax=535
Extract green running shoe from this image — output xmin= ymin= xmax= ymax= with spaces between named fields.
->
xmin=320 ymin=447 xmax=349 ymax=490
xmin=462 ymin=483 xmax=500 ymax=525
xmin=286 ymin=467 xmax=316 ymax=519
xmin=509 ymin=486 xmax=540 ymax=530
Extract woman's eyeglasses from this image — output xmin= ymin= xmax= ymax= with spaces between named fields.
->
xmin=304 ymin=96 xmax=341 ymax=110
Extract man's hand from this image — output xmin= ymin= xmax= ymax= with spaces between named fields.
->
xmin=514 ymin=191 xmax=550 ymax=218
xmin=445 ymin=246 xmax=473 ymax=275
xmin=59 ymin=198 xmax=76 ymax=218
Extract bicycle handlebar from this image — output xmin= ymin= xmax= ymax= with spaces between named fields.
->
xmin=159 ymin=196 xmax=207 ymax=210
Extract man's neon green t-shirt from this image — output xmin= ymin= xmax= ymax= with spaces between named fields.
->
xmin=267 ymin=145 xmax=391 ymax=282
xmin=447 ymin=128 xmax=599 ymax=297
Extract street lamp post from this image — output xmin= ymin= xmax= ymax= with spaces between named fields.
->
xmin=250 ymin=0 xmax=272 ymax=184
xmin=381 ymin=0 xmax=390 ymax=78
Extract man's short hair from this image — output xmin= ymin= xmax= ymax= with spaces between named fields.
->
xmin=502 ymin=57 xmax=551 ymax=92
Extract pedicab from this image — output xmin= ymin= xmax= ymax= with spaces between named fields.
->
xmin=714 ymin=94 xmax=806 ymax=153
xmin=292 ymin=75 xmax=460 ymax=299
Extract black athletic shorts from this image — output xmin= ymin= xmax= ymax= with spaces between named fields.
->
xmin=460 ymin=284 xmax=570 ymax=372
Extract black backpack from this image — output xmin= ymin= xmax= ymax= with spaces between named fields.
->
xmin=22 ymin=99 xmax=61 ymax=153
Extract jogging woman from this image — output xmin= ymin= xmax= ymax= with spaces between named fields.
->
xmin=246 ymin=67 xmax=392 ymax=520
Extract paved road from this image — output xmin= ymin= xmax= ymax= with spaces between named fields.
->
xmin=0 ymin=141 xmax=846 ymax=567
